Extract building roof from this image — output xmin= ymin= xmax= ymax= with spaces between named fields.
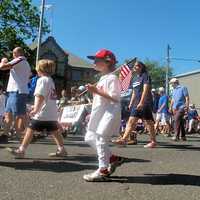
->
xmin=30 ymin=36 xmax=93 ymax=69
xmin=65 ymin=50 xmax=93 ymax=69
xmin=175 ymin=69 xmax=200 ymax=78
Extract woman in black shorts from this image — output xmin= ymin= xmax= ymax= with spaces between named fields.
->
xmin=113 ymin=61 xmax=157 ymax=148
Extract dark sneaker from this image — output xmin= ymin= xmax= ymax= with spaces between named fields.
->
xmin=108 ymin=155 xmax=125 ymax=175
xmin=83 ymin=168 xmax=110 ymax=182
xmin=0 ymin=135 xmax=8 ymax=143
xmin=181 ymin=136 xmax=187 ymax=141
xmin=48 ymin=148 xmax=67 ymax=157
xmin=6 ymin=147 xmax=25 ymax=158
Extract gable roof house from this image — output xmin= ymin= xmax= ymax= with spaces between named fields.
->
xmin=175 ymin=69 xmax=200 ymax=108
xmin=30 ymin=36 xmax=96 ymax=95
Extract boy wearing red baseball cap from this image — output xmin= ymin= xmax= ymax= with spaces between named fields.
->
xmin=83 ymin=49 xmax=124 ymax=182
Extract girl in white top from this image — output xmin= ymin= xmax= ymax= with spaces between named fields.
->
xmin=7 ymin=59 xmax=67 ymax=158
xmin=83 ymin=49 xmax=124 ymax=182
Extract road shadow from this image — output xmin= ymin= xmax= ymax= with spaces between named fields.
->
xmin=110 ymin=173 xmax=200 ymax=186
xmin=0 ymin=160 xmax=96 ymax=173
xmin=1 ymin=155 xmax=151 ymax=165
xmin=17 ymin=155 xmax=98 ymax=164
xmin=110 ymin=141 xmax=200 ymax=151
xmin=156 ymin=142 xmax=200 ymax=151
xmin=63 ymin=156 xmax=151 ymax=164
xmin=33 ymin=141 xmax=90 ymax=148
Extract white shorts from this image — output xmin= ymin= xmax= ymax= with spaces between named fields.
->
xmin=156 ymin=113 xmax=169 ymax=125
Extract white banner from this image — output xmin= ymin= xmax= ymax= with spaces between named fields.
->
xmin=59 ymin=104 xmax=91 ymax=124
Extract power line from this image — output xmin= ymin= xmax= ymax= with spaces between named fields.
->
xmin=170 ymin=57 xmax=200 ymax=62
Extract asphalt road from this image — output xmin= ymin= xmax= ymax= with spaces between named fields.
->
xmin=0 ymin=133 xmax=200 ymax=200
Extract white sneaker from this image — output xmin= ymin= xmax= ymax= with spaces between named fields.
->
xmin=6 ymin=147 xmax=25 ymax=158
xmin=83 ymin=168 xmax=110 ymax=182
xmin=171 ymin=136 xmax=179 ymax=141
xmin=144 ymin=141 xmax=157 ymax=148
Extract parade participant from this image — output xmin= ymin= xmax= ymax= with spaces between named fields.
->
xmin=28 ymin=69 xmax=39 ymax=103
xmin=154 ymin=87 xmax=171 ymax=136
xmin=7 ymin=59 xmax=67 ymax=158
xmin=169 ymin=78 xmax=189 ymax=141
xmin=151 ymin=88 xmax=160 ymax=120
xmin=0 ymin=47 xmax=31 ymax=137
xmin=0 ymin=85 xmax=6 ymax=127
xmin=113 ymin=61 xmax=157 ymax=148
xmin=58 ymin=89 xmax=68 ymax=109
xmin=83 ymin=49 xmax=124 ymax=182
xmin=0 ymin=85 xmax=7 ymax=142
xmin=187 ymin=104 xmax=198 ymax=134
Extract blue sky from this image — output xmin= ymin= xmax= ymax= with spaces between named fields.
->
xmin=32 ymin=0 xmax=200 ymax=75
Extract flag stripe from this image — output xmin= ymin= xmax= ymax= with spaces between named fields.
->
xmin=119 ymin=64 xmax=132 ymax=91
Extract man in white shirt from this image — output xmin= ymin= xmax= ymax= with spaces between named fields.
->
xmin=0 ymin=47 xmax=31 ymax=137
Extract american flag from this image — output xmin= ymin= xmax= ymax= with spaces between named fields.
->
xmin=119 ymin=64 xmax=132 ymax=91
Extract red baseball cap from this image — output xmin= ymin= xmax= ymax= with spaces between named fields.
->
xmin=87 ymin=49 xmax=117 ymax=64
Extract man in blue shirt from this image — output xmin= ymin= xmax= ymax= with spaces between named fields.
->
xmin=155 ymin=87 xmax=170 ymax=136
xmin=169 ymin=78 xmax=189 ymax=141
xmin=152 ymin=88 xmax=160 ymax=115
xmin=28 ymin=70 xmax=39 ymax=103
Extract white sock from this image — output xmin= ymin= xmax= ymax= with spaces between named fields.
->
xmin=19 ymin=145 xmax=25 ymax=152
xmin=58 ymin=145 xmax=64 ymax=151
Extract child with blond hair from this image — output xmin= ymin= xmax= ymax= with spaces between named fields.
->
xmin=7 ymin=59 xmax=67 ymax=158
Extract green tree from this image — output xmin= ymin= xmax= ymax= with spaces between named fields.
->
xmin=0 ymin=0 xmax=49 ymax=65
xmin=144 ymin=59 xmax=173 ymax=89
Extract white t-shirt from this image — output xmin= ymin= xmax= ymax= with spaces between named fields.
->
xmin=32 ymin=76 xmax=58 ymax=121
xmin=7 ymin=56 xmax=31 ymax=94
xmin=87 ymin=74 xmax=121 ymax=136
xmin=0 ymin=94 xmax=6 ymax=116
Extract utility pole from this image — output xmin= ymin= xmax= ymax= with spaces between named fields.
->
xmin=166 ymin=44 xmax=171 ymax=95
xmin=36 ymin=0 xmax=46 ymax=65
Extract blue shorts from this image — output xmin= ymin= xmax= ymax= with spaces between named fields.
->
xmin=5 ymin=92 xmax=27 ymax=116
xmin=130 ymin=105 xmax=154 ymax=121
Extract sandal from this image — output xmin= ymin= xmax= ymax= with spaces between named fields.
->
xmin=112 ymin=138 xmax=127 ymax=145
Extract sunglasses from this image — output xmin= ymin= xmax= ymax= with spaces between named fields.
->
xmin=94 ymin=58 xmax=111 ymax=64
xmin=94 ymin=58 xmax=105 ymax=63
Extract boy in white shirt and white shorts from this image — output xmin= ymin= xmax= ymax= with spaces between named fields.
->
xmin=7 ymin=59 xmax=67 ymax=158
xmin=83 ymin=49 xmax=124 ymax=182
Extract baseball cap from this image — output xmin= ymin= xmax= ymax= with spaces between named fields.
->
xmin=87 ymin=49 xmax=117 ymax=64
xmin=169 ymin=78 xmax=179 ymax=84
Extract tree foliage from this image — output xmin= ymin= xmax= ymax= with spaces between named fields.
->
xmin=144 ymin=59 xmax=173 ymax=89
xmin=0 ymin=0 xmax=49 ymax=65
